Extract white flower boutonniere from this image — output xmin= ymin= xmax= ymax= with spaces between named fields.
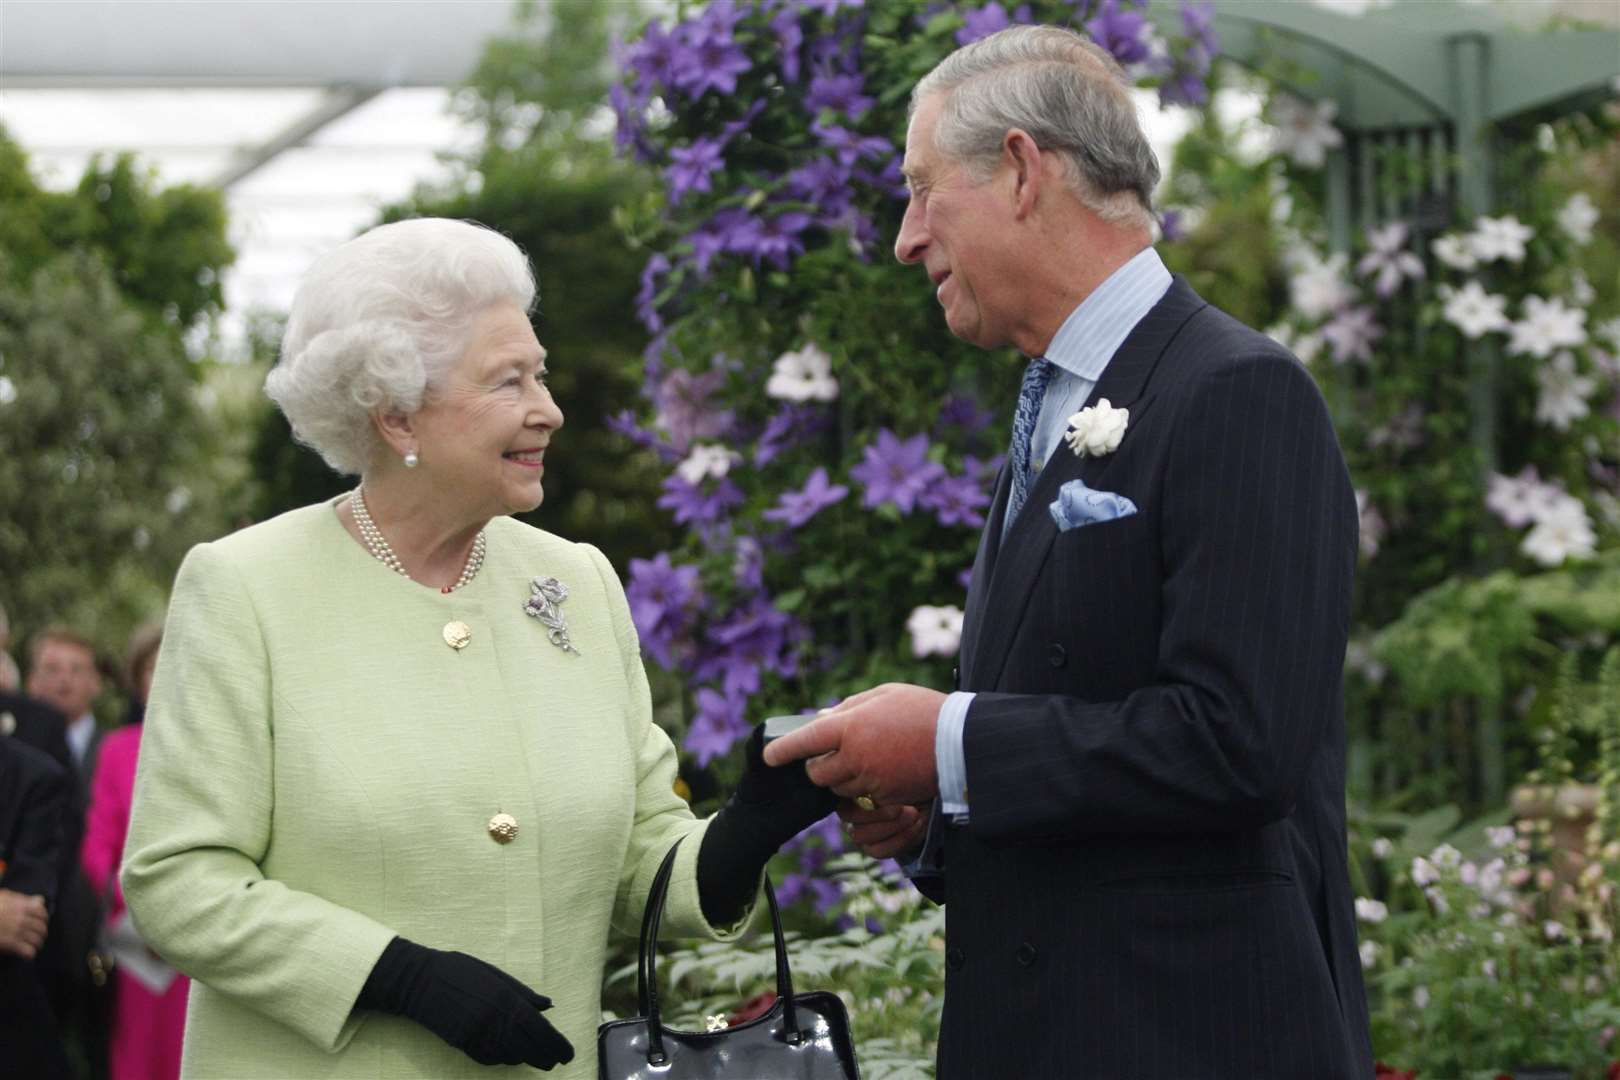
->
xmin=1064 ymin=398 xmax=1129 ymax=458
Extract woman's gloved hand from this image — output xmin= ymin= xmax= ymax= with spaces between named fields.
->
xmin=697 ymin=723 xmax=840 ymax=926
xmin=356 ymin=936 xmax=575 ymax=1070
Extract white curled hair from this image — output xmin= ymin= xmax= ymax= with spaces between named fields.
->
xmin=914 ymin=24 xmax=1160 ymax=228
xmin=265 ymin=218 xmax=537 ymax=476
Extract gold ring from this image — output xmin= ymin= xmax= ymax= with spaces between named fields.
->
xmin=854 ymin=795 xmax=877 ymax=812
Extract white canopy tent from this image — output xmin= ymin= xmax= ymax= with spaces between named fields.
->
xmin=0 ymin=0 xmax=523 ymax=329
xmin=1 ymin=0 xmax=1610 ymax=344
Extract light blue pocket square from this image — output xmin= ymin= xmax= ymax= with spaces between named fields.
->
xmin=1049 ymin=479 xmax=1138 ymax=532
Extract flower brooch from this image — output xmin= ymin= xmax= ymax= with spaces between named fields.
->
xmin=1064 ymin=398 xmax=1129 ymax=458
xmin=524 ymin=576 xmax=580 ymax=654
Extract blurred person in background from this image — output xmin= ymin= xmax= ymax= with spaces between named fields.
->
xmin=1 ymin=733 xmax=75 ymax=1075
xmin=82 ymin=623 xmax=188 ymax=1080
xmin=24 ymin=627 xmax=110 ymax=1079
xmin=27 ymin=628 xmax=105 ymax=788
xmin=0 ymin=601 xmax=20 ymax=691
xmin=122 ymin=217 xmax=834 ymax=1079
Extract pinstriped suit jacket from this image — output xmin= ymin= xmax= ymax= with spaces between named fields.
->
xmin=921 ymin=278 xmax=1374 ymax=1078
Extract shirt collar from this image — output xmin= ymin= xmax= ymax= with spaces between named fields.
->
xmin=1040 ymin=246 xmax=1172 ymax=382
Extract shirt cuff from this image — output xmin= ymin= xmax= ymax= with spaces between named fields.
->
xmin=935 ymin=690 xmax=974 ymax=816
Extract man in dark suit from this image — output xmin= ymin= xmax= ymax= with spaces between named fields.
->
xmin=0 ymin=735 xmax=76 ymax=1075
xmin=765 ymin=24 xmax=1373 ymax=1078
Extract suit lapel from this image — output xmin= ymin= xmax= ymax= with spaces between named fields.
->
xmin=961 ymin=276 xmax=1207 ymax=691
xmin=958 ymin=462 xmax=1011 ymax=679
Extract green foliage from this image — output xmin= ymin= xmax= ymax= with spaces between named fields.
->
xmin=0 ymin=126 xmax=231 ymax=337
xmin=0 ymin=253 xmax=248 ymax=653
xmin=1371 ymin=573 xmax=1539 ymax=709
xmin=1353 ymin=659 xmax=1620 ymax=1076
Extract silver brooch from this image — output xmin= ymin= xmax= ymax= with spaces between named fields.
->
xmin=524 ymin=576 xmax=580 ymax=654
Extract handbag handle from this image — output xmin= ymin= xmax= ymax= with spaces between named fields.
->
xmin=637 ymin=838 xmax=802 ymax=1067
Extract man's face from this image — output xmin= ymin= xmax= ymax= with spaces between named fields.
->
xmin=894 ymin=93 xmax=1018 ymax=349
xmin=28 ymin=640 xmax=101 ymax=721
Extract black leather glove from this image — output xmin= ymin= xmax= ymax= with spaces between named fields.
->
xmin=355 ymin=937 xmax=574 ymax=1070
xmin=697 ymin=723 xmax=840 ymax=926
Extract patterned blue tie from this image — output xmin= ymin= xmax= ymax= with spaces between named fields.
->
xmin=1004 ymin=357 xmax=1055 ymax=536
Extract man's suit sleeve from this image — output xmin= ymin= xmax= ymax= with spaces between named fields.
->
xmin=963 ymin=350 xmax=1357 ymax=839
xmin=2 ymin=743 xmax=69 ymax=902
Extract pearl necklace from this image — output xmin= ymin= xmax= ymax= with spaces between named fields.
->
xmin=350 ymin=488 xmax=486 ymax=593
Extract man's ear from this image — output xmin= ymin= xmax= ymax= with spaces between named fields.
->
xmin=1003 ymin=128 xmax=1043 ymax=220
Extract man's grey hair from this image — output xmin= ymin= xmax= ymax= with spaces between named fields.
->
xmin=913 ymin=24 xmax=1160 ymax=228
xmin=266 ymin=218 xmax=537 ymax=476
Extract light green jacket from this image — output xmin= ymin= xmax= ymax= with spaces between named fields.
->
xmin=124 ymin=502 xmax=750 ymax=1079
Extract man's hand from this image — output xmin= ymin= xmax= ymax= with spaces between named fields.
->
xmin=840 ymin=801 xmax=930 ymax=861
xmin=761 ymin=683 xmax=945 ymax=807
xmin=0 ymin=889 xmax=49 ymax=960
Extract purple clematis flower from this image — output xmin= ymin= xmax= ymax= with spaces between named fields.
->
xmin=733 ymin=535 xmax=765 ymax=592
xmin=636 ymin=253 xmax=670 ymax=333
xmin=658 ymin=474 xmax=745 ymax=527
xmin=755 ymin=404 xmax=833 ymax=467
xmin=624 ymin=20 xmax=692 ymax=94
xmin=687 ymin=687 xmax=749 ymax=766
xmin=772 ymin=7 xmax=805 ymax=81
xmin=811 ymin=120 xmax=894 ymax=168
xmin=921 ymin=471 xmax=991 ymax=528
xmin=666 ymin=136 xmax=727 ymax=203
xmin=1158 ymin=208 xmax=1186 ymax=242
xmin=750 ymin=209 xmax=816 ymax=270
xmin=787 ymin=157 xmax=856 ymax=216
xmin=802 ymin=0 xmax=864 ymax=15
xmin=1086 ymin=0 xmax=1153 ymax=65
xmin=671 ymin=20 xmax=752 ymax=99
xmin=655 ymin=365 xmax=733 ymax=452
xmin=806 ymin=71 xmax=874 ymax=119
xmin=626 ymin=553 xmax=703 ymax=669
xmin=957 ymin=2 xmax=1010 ymax=45
xmin=940 ymin=393 xmax=995 ymax=433
xmin=850 ymin=430 xmax=949 ymax=514
xmin=696 ymin=597 xmax=804 ymax=698
xmin=763 ymin=467 xmax=850 ymax=528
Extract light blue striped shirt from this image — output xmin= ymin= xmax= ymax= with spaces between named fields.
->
xmin=935 ymin=247 xmax=1172 ymax=818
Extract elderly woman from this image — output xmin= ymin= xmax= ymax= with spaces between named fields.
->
xmin=123 ymin=218 xmax=831 ymax=1078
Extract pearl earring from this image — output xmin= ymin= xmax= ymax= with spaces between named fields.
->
xmin=404 ymin=450 xmax=420 ymax=468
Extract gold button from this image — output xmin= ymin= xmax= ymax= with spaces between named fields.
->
xmin=443 ymin=620 xmax=472 ymax=650
xmin=487 ymin=812 xmax=518 ymax=844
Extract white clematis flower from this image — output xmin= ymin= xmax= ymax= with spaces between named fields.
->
xmin=1440 ymin=281 xmax=1510 ymax=339
xmin=1534 ymin=351 xmax=1596 ymax=431
xmin=675 ymin=444 xmax=741 ymax=484
xmin=1468 ymin=215 xmax=1534 ymax=264
xmin=765 ymin=343 xmax=839 ymax=403
xmin=906 ymin=604 xmax=964 ymax=658
xmin=1356 ymin=222 xmax=1424 ymax=297
xmin=1431 ymin=233 xmax=1478 ymax=271
xmin=1288 ymin=249 xmax=1356 ymax=320
xmin=1508 ymin=295 xmax=1587 ymax=359
xmin=1268 ymin=94 xmax=1344 ymax=169
xmin=1556 ymin=192 xmax=1598 ymax=246
xmin=1522 ymin=496 xmax=1596 ymax=567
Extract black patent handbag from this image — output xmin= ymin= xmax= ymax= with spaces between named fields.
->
xmin=597 ymin=838 xmax=861 ymax=1079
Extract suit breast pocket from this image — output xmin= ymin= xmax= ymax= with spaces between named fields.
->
xmin=1048 ymin=508 xmax=1159 ymax=690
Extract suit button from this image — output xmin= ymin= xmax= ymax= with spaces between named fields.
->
xmin=946 ymin=948 xmax=965 ymax=972
xmin=1016 ymin=942 xmax=1037 ymax=967
xmin=1047 ymin=643 xmax=1066 ymax=668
